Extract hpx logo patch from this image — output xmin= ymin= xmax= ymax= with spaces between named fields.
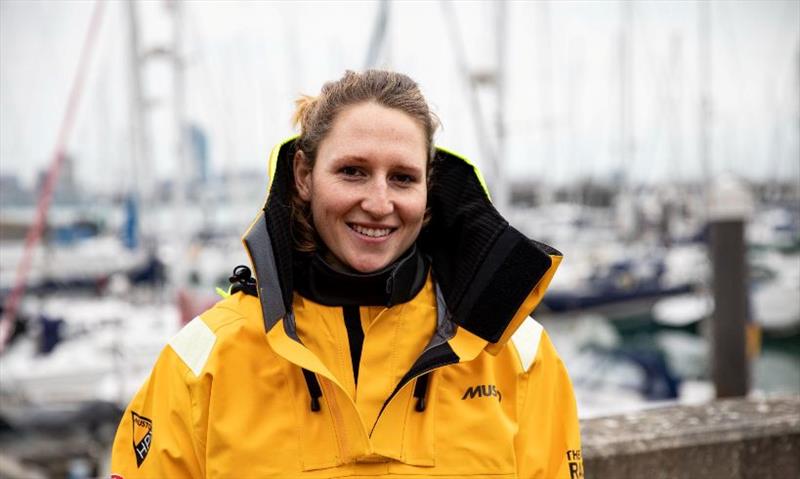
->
xmin=131 ymin=411 xmax=153 ymax=467
xmin=461 ymin=384 xmax=502 ymax=402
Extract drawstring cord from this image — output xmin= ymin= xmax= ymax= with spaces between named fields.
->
xmin=301 ymin=369 xmax=430 ymax=413
xmin=302 ymin=368 xmax=323 ymax=412
xmin=226 ymin=265 xmax=325 ymax=413
xmin=413 ymin=373 xmax=430 ymax=412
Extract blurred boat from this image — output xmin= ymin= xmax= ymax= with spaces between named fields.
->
xmin=538 ymin=315 xmax=685 ymax=418
xmin=0 ymin=295 xmax=180 ymax=427
xmin=538 ymin=244 xmax=703 ymax=332
xmin=651 ymin=293 xmax=711 ymax=332
xmin=748 ymin=206 xmax=800 ymax=253
xmin=0 ymin=195 xmax=164 ymax=299
xmin=652 ymin=251 xmax=800 ymax=336
xmin=750 ymin=251 xmax=800 ymax=336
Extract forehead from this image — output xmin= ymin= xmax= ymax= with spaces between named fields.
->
xmin=317 ymin=102 xmax=427 ymax=169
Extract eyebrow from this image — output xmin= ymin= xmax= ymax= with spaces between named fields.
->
xmin=328 ymin=155 xmax=374 ymax=169
xmin=333 ymin=155 xmax=424 ymax=175
xmin=391 ymin=163 xmax=424 ymax=176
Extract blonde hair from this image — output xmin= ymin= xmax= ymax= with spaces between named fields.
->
xmin=291 ymin=70 xmax=439 ymax=253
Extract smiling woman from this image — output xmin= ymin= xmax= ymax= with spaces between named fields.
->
xmin=294 ymin=100 xmax=429 ymax=273
xmin=289 ymin=71 xmax=437 ymax=264
xmin=110 ymin=70 xmax=583 ymax=478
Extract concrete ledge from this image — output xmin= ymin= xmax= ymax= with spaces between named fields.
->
xmin=581 ymin=396 xmax=800 ymax=479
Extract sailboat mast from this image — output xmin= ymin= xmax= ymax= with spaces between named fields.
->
xmin=0 ymin=0 xmax=107 ymax=351
xmin=615 ymin=0 xmax=636 ymax=241
xmin=170 ymin=0 xmax=188 ymax=291
xmin=795 ymin=42 xmax=800 ymax=195
xmin=619 ymin=0 xmax=634 ymax=184
xmin=536 ymin=0 xmax=555 ymax=203
xmin=668 ymin=33 xmax=684 ymax=184
xmin=364 ymin=0 xmax=390 ymax=69
xmin=439 ymin=1 xmax=494 ymax=191
xmin=494 ymin=0 xmax=508 ymax=214
xmin=126 ymin=0 xmax=147 ymax=245
xmin=698 ymin=0 xmax=713 ymax=189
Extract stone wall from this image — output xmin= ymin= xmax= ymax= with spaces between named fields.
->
xmin=581 ymin=396 xmax=800 ymax=479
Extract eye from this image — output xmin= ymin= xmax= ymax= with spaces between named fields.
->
xmin=339 ymin=166 xmax=363 ymax=178
xmin=392 ymin=173 xmax=417 ymax=185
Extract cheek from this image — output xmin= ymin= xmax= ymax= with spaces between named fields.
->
xmin=401 ymin=194 xmax=428 ymax=226
xmin=310 ymin=184 xmax=350 ymax=226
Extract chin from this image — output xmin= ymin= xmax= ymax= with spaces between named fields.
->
xmin=347 ymin=256 xmax=392 ymax=274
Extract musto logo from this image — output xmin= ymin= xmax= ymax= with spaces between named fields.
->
xmin=461 ymin=384 xmax=502 ymax=402
xmin=131 ymin=411 xmax=153 ymax=467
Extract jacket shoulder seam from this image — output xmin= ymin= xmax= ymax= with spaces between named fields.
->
xmin=206 ymin=306 xmax=249 ymax=333
xmin=168 ymin=317 xmax=218 ymax=377
xmin=511 ymin=317 xmax=545 ymax=371
xmin=167 ymin=304 xmax=247 ymax=375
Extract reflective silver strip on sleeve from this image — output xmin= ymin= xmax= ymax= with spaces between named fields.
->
xmin=169 ymin=316 xmax=216 ymax=376
xmin=511 ymin=317 xmax=544 ymax=371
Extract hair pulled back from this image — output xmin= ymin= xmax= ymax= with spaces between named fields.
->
xmin=291 ymin=70 xmax=439 ymax=253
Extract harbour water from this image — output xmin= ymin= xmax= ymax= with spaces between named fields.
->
xmin=538 ymin=311 xmax=800 ymax=419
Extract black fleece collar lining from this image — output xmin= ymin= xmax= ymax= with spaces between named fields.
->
xmin=293 ymin=245 xmax=429 ymax=307
xmin=244 ymin=139 xmax=560 ymax=343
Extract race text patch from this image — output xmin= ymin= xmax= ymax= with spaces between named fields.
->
xmin=566 ymin=449 xmax=583 ymax=478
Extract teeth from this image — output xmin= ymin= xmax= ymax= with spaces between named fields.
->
xmin=350 ymin=224 xmax=392 ymax=238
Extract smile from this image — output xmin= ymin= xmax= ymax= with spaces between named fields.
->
xmin=348 ymin=223 xmax=395 ymax=238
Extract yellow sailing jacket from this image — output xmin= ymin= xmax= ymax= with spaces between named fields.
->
xmin=111 ymin=139 xmax=583 ymax=478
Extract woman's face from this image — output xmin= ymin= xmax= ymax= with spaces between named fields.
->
xmin=294 ymin=101 xmax=428 ymax=273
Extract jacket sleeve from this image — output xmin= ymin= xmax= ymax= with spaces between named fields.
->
xmin=110 ymin=345 xmax=204 ymax=478
xmin=515 ymin=330 xmax=583 ymax=479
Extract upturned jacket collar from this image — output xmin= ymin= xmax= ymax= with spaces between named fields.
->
xmin=293 ymin=244 xmax=429 ymax=307
xmin=243 ymin=136 xmax=562 ymax=356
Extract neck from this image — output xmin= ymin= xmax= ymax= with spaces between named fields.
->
xmin=294 ymin=245 xmax=428 ymax=307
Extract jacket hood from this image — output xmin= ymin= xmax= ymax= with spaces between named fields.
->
xmin=242 ymin=136 xmax=562 ymax=355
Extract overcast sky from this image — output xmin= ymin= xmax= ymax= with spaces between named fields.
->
xmin=1 ymin=0 xmax=798 ymax=194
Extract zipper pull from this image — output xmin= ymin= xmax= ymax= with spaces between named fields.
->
xmin=413 ymin=373 xmax=430 ymax=412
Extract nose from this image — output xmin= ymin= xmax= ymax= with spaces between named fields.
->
xmin=361 ymin=179 xmax=394 ymax=218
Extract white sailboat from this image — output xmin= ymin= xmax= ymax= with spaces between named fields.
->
xmin=0 ymin=294 xmax=180 ymax=425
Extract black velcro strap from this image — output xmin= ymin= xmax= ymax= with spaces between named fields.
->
xmin=457 ymin=227 xmax=552 ymax=342
xmin=421 ymin=149 xmax=555 ymax=344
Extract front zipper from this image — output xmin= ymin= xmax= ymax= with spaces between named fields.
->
xmin=368 ymin=353 xmax=459 ymax=436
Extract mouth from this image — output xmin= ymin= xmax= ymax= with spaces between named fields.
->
xmin=347 ymin=223 xmax=396 ymax=239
